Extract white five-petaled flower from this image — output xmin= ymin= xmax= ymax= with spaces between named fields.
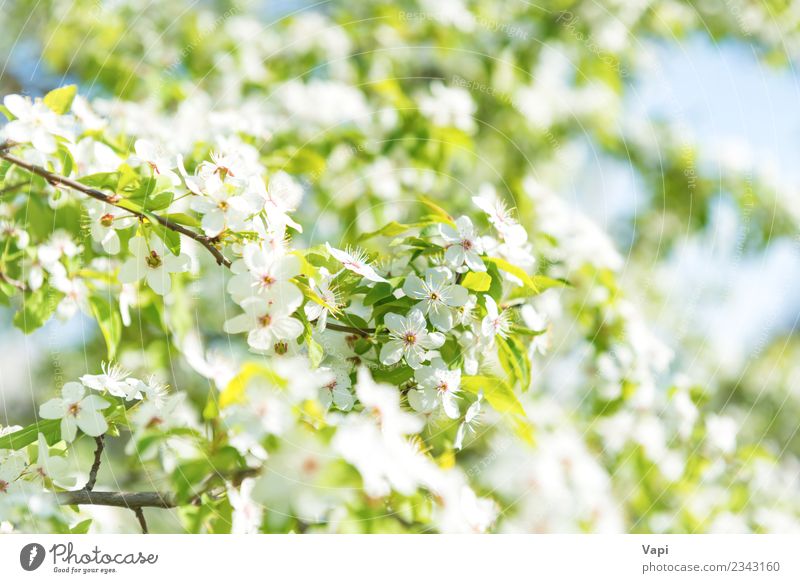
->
xmin=326 ymin=243 xmax=387 ymax=283
xmin=409 ymin=358 xmax=461 ymax=419
xmin=189 ymin=174 xmax=253 ymax=237
xmin=318 ymin=366 xmax=355 ymax=411
xmin=32 ymin=433 xmax=76 ymax=488
xmin=86 ymin=200 xmax=135 ymax=254
xmin=39 ymin=382 xmax=109 ymax=443
xmin=472 ymin=185 xmax=528 ymax=242
xmin=403 ymin=267 xmax=469 ymax=331
xmin=481 ymin=296 xmax=511 ymax=343
xmin=132 ymin=139 xmax=180 ymax=185
xmin=224 ymin=296 xmax=304 ymax=353
xmin=440 ymin=216 xmax=485 ymax=272
xmin=228 ymin=243 xmax=302 ymax=307
xmin=118 ymin=235 xmax=190 ymax=295
xmin=454 ymin=391 xmax=483 ymax=451
xmin=304 ymin=267 xmax=339 ymax=330
xmin=80 ymin=362 xmax=142 ymax=401
xmin=248 ymin=171 xmax=303 ymax=232
xmin=379 ymin=309 xmax=445 ymax=369
xmin=2 ymin=94 xmax=72 ymax=154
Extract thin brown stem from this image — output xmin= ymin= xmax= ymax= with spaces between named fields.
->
xmin=134 ymin=507 xmax=149 ymax=534
xmin=0 ymin=180 xmax=29 ymax=195
xmin=0 ymin=271 xmax=26 ymax=291
xmin=83 ymin=435 xmax=105 ymax=491
xmin=325 ymin=321 xmax=375 ymax=336
xmin=54 ymin=490 xmax=176 ymax=508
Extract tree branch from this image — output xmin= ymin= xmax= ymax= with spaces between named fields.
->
xmin=54 ymin=490 xmax=176 ymax=508
xmin=0 ymin=141 xmax=375 ymax=337
xmin=0 ymin=145 xmax=231 ymax=268
xmin=83 ymin=435 xmax=105 ymax=491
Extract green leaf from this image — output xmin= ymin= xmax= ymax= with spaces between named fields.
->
xmin=359 ymin=221 xmax=411 ymax=241
xmin=88 ymin=294 xmax=122 ymax=360
xmin=462 ymin=375 xmax=534 ymax=444
xmin=461 ymin=271 xmax=492 ymax=292
xmin=56 ymin=143 xmax=74 ymax=177
xmin=508 ymin=275 xmax=569 ymax=300
xmin=78 ymin=171 xmax=120 ymax=190
xmin=497 ymin=335 xmax=532 ymax=391
xmin=162 ymin=212 xmax=200 ymax=228
xmin=0 ymin=419 xmax=61 ymax=450
xmin=69 ymin=519 xmax=93 ymax=534
xmin=484 ymin=256 xmax=541 ymax=293
xmin=419 ymin=196 xmax=455 ymax=225
xmin=43 ymin=85 xmax=77 ymax=114
xmin=13 ymin=286 xmax=64 ymax=333
xmin=363 ymin=282 xmax=393 ymax=306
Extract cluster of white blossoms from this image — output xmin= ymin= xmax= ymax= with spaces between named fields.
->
xmin=0 ymin=85 xmax=550 ymax=534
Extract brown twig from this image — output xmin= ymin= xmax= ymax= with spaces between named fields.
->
xmin=325 ymin=321 xmax=375 ymax=336
xmin=0 ymin=145 xmax=231 ymax=268
xmin=0 ymin=180 xmax=29 ymax=195
xmin=0 ymin=271 xmax=26 ymax=291
xmin=83 ymin=435 xmax=105 ymax=491
xmin=134 ymin=507 xmax=149 ymax=534
xmin=54 ymin=490 xmax=176 ymax=508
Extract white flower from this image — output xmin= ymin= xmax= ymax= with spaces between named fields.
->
xmin=38 ymin=230 xmax=81 ymax=265
xmin=332 ymin=370 xmax=435 ymax=498
xmin=354 ymin=367 xmax=423 ymax=437
xmin=39 ymin=382 xmax=109 ymax=442
xmin=31 ymin=433 xmax=76 ymax=488
xmin=0 ymin=220 xmax=29 ymax=249
xmin=51 ymin=274 xmax=90 ymax=319
xmin=0 ymin=454 xmax=26 ymax=500
xmin=189 ymin=174 xmax=253 ymax=237
xmin=80 ymin=363 xmax=141 ymax=401
xmin=379 ymin=309 xmax=445 ymax=369
xmin=118 ymin=235 xmax=190 ymax=295
xmin=481 ymin=296 xmax=511 ymax=342
xmin=706 ymin=415 xmax=737 ymax=454
xmin=224 ymin=296 xmax=304 ymax=353
xmin=304 ymin=268 xmax=339 ymax=330
xmin=520 ymin=304 xmax=549 ymax=355
xmin=319 ymin=366 xmax=354 ymax=411
xmin=402 ymin=267 xmax=468 ymax=331
xmin=86 ymin=200 xmax=135 ymax=254
xmin=326 ymin=243 xmax=387 ymax=283
xmin=417 ymin=81 xmax=476 ymax=132
xmin=132 ymin=139 xmax=180 ymax=185
xmin=2 ymin=94 xmax=72 ymax=154
xmin=130 ymin=393 xmax=184 ymax=433
xmin=247 ymin=171 xmax=303 ymax=232
xmin=409 ymin=358 xmax=461 ymax=419
xmin=454 ymin=392 xmax=483 ymax=451
xmin=228 ymin=478 xmax=263 ymax=534
xmin=71 ymin=137 xmax=121 ymax=175
xmin=472 ymin=185 xmax=528 ymax=242
xmin=440 ymin=216 xmax=485 ymax=271
xmin=228 ymin=243 xmax=302 ymax=307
